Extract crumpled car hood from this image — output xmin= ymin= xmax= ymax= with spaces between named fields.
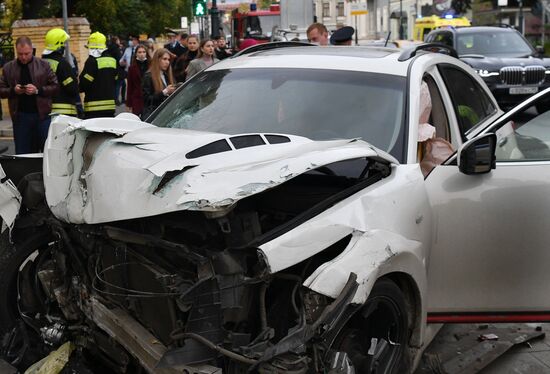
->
xmin=43 ymin=115 xmax=397 ymax=224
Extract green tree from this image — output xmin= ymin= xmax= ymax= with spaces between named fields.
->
xmin=450 ymin=0 xmax=472 ymax=15
xmin=0 ymin=0 xmax=192 ymax=36
xmin=258 ymin=0 xmax=273 ymax=9
xmin=1 ymin=0 xmax=21 ymax=29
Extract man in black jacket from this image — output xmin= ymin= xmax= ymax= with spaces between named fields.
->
xmin=79 ymin=32 xmax=117 ymax=118
xmin=42 ymin=28 xmax=79 ymax=117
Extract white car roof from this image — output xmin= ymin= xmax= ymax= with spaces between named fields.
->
xmin=209 ymin=46 xmax=412 ymax=76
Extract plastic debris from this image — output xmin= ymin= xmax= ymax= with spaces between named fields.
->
xmin=478 ymin=333 xmax=499 ymax=341
xmin=24 ymin=341 xmax=74 ymax=374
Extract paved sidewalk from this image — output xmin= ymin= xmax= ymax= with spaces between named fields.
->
xmin=0 ymin=117 xmax=12 ymax=138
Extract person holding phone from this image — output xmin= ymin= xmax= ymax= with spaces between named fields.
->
xmin=0 ymin=36 xmax=58 ymax=154
xmin=141 ymin=48 xmax=176 ymax=120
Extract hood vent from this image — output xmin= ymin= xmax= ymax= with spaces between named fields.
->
xmin=265 ymin=135 xmax=290 ymax=144
xmin=186 ymin=139 xmax=232 ymax=159
xmin=186 ymin=134 xmax=292 ymax=159
xmin=230 ymin=135 xmax=265 ymax=149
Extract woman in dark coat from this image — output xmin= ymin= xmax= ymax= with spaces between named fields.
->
xmin=141 ymin=48 xmax=176 ymax=119
xmin=173 ymin=35 xmax=199 ymax=83
xmin=126 ymin=44 xmax=149 ymax=118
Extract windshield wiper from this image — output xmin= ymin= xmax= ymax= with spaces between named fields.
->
xmin=459 ymin=54 xmax=485 ymax=59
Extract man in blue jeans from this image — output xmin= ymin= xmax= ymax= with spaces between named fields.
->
xmin=0 ymin=36 xmax=58 ymax=154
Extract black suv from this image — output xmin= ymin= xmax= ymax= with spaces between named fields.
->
xmin=426 ymin=26 xmax=550 ymax=111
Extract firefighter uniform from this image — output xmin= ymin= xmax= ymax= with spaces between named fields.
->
xmin=79 ymin=32 xmax=117 ymax=119
xmin=42 ymin=28 xmax=79 ymax=116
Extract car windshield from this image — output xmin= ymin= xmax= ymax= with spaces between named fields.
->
xmin=150 ymin=68 xmax=407 ymax=161
xmin=457 ymin=30 xmax=533 ymax=57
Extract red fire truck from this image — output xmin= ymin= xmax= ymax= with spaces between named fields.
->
xmin=231 ymin=4 xmax=281 ymax=49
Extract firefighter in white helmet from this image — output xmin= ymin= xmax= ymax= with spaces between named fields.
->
xmin=79 ymin=32 xmax=117 ymax=118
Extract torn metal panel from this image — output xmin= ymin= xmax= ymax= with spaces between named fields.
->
xmin=304 ymin=228 xmax=424 ymax=304
xmin=43 ymin=116 xmax=396 ymax=224
xmin=89 ymin=297 xmax=170 ymax=373
xmin=0 ymin=165 xmax=22 ymax=231
xmin=64 ymin=113 xmax=153 ymax=136
xmin=259 ymin=165 xmax=430 ymax=276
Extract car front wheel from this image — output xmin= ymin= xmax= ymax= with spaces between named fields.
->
xmin=331 ymin=278 xmax=411 ymax=374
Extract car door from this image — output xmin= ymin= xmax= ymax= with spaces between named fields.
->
xmin=425 ymin=72 xmax=550 ymax=321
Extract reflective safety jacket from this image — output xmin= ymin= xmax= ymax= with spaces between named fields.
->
xmin=79 ymin=51 xmax=117 ymax=118
xmin=43 ymin=51 xmax=79 ymax=116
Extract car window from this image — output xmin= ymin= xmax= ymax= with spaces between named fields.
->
xmin=456 ymin=30 xmax=533 ymax=57
xmin=150 ymin=68 xmax=408 ymax=162
xmin=422 ymin=28 xmax=432 ymax=41
xmin=427 ymin=31 xmax=453 ymax=47
xmin=495 ymin=104 xmax=550 ymax=161
xmin=438 ymin=64 xmax=497 ymax=138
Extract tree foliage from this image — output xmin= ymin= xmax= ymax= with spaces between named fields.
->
xmin=1 ymin=0 xmax=21 ymax=30
xmin=0 ymin=0 xmax=192 ymax=36
xmin=450 ymin=0 xmax=472 ymax=15
xmin=258 ymin=0 xmax=273 ymax=9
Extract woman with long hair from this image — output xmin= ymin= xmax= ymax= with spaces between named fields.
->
xmin=141 ymin=48 xmax=176 ymax=119
xmin=173 ymin=35 xmax=199 ymax=83
xmin=185 ymin=39 xmax=219 ymax=81
xmin=126 ymin=44 xmax=149 ymax=117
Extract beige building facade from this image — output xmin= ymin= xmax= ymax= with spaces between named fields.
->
xmin=313 ymin=0 xmax=429 ymax=40
xmin=11 ymin=17 xmax=91 ymax=70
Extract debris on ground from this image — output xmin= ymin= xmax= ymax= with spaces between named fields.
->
xmin=478 ymin=334 xmax=499 ymax=341
xmin=415 ymin=324 xmax=546 ymax=374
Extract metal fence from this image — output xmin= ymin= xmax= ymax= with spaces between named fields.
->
xmin=0 ymin=32 xmax=13 ymax=66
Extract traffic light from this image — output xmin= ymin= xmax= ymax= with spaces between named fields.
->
xmin=193 ymin=0 xmax=207 ymax=17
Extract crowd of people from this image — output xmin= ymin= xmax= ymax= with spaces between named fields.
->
xmin=0 ymin=21 xmax=349 ymax=154
xmin=105 ymin=31 xmax=233 ymax=117
xmin=0 ymin=29 xmax=235 ymax=154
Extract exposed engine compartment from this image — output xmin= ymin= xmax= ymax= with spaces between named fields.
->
xmin=1 ymin=156 xmax=391 ymax=373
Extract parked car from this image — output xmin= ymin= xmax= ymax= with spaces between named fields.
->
xmin=1 ymin=43 xmax=550 ymax=374
xmin=426 ymin=26 xmax=550 ymax=112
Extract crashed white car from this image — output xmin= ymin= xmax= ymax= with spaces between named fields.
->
xmin=1 ymin=43 xmax=550 ymax=374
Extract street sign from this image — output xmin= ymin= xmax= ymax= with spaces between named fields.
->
xmin=181 ymin=16 xmax=188 ymax=29
xmin=350 ymin=3 xmax=368 ymax=15
xmin=498 ymin=0 xmax=508 ymax=6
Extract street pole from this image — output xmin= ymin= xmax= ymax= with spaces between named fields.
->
xmin=542 ymin=0 xmax=546 ymax=46
xmin=399 ymin=0 xmax=403 ymax=39
xmin=211 ymin=0 xmax=220 ymax=38
xmin=519 ymin=0 xmax=524 ymax=34
xmin=61 ymin=0 xmax=73 ymax=67
xmin=355 ymin=15 xmax=358 ymax=45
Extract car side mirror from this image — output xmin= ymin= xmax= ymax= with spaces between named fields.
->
xmin=536 ymin=45 xmax=545 ymax=56
xmin=458 ymin=133 xmax=497 ymax=175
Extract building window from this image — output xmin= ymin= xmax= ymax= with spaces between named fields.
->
xmin=337 ymin=1 xmax=345 ymax=17
xmin=322 ymin=2 xmax=330 ymax=17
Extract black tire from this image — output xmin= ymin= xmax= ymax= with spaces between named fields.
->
xmin=331 ymin=278 xmax=411 ymax=374
xmin=0 ymin=228 xmax=52 ymax=334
